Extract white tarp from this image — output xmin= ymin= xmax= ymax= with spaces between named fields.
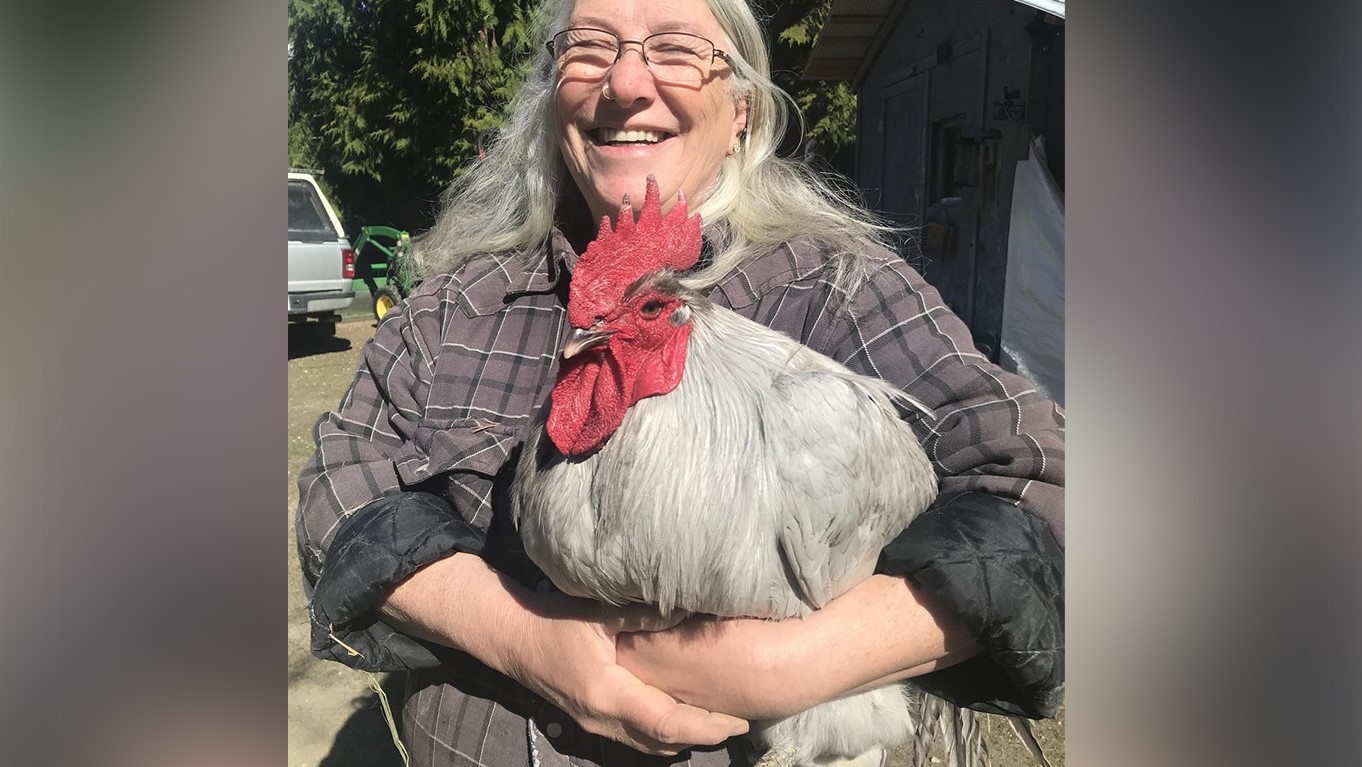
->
xmin=1010 ymin=0 xmax=1064 ymax=19
xmin=1000 ymin=135 xmax=1064 ymax=405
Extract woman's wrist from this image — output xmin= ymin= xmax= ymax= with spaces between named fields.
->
xmin=379 ymin=552 xmax=533 ymax=673
xmin=742 ymin=575 xmax=981 ymax=711
xmin=828 ymin=575 xmax=980 ymax=686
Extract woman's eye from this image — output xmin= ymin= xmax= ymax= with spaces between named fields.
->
xmin=639 ymin=300 xmax=665 ymax=319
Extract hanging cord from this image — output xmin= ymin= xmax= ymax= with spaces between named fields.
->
xmin=364 ymin=672 xmax=411 ymax=767
xmin=321 ymin=622 xmax=410 ymax=767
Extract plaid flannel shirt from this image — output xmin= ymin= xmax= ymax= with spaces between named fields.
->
xmin=295 ymin=231 xmax=1064 ymax=766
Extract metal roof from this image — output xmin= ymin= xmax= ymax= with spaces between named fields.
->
xmin=1013 ymin=0 xmax=1065 ymax=19
xmin=802 ymin=0 xmax=1064 ymax=83
xmin=801 ymin=0 xmax=899 ymax=83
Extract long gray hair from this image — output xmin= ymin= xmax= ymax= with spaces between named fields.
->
xmin=416 ymin=0 xmax=896 ymax=297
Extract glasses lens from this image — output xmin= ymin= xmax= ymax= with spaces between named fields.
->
xmin=553 ymin=30 xmax=619 ymax=76
xmin=644 ymin=33 xmax=712 ymax=84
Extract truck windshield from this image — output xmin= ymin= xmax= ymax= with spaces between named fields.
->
xmin=289 ymin=181 xmax=339 ymax=241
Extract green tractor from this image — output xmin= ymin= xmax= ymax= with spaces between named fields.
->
xmin=351 ymin=226 xmax=419 ymax=321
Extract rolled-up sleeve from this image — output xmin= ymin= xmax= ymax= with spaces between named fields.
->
xmin=295 ymin=295 xmax=490 ymax=672
xmin=829 ymin=255 xmax=1065 ymax=719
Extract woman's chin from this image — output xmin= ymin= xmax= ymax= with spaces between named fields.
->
xmin=584 ymin=176 xmax=687 ymax=222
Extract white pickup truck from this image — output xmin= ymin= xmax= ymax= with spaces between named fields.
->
xmin=288 ymin=170 xmax=354 ymax=334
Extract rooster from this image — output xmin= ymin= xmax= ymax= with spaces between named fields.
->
xmin=510 ymin=177 xmax=941 ymax=767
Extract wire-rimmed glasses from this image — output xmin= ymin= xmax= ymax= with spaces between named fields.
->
xmin=546 ymin=28 xmax=732 ymax=85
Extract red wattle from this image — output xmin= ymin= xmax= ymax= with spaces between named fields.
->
xmin=547 ymin=353 xmax=628 ymax=456
xmin=546 ymin=327 xmax=690 ymax=456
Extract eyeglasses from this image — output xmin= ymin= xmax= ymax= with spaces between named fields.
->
xmin=546 ymin=28 xmax=732 ymax=85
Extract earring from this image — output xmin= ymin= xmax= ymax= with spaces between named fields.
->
xmin=730 ymin=141 xmax=742 ymax=155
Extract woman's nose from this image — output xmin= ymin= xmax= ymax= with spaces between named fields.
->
xmin=602 ymin=46 xmax=655 ymax=107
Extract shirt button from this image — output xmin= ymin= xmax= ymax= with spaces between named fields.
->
xmin=545 ymin=721 xmax=563 ymax=738
xmin=536 ymin=580 xmax=552 ymax=593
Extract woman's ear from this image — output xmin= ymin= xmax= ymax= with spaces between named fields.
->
xmin=731 ymin=94 xmax=750 ymax=146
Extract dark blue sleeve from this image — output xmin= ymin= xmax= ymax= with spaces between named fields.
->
xmin=878 ymin=491 xmax=1064 ymax=719
xmin=304 ymin=491 xmax=487 ymax=672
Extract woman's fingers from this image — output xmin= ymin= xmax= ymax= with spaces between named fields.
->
xmin=598 ymin=602 xmax=688 ymax=634
xmin=596 ymin=669 xmax=749 ymax=753
xmin=508 ymin=601 xmax=745 ymax=754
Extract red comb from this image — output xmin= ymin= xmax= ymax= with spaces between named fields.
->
xmin=569 ymin=176 xmax=702 ymax=328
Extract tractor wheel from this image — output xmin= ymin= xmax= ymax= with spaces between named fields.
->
xmin=373 ymin=285 xmax=404 ymax=321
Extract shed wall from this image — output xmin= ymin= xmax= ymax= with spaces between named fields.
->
xmin=856 ymin=0 xmax=1047 ymax=357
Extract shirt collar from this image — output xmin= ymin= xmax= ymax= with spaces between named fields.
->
xmin=459 ymin=229 xmax=577 ymax=316
xmin=507 ymin=228 xmax=576 ymax=294
xmin=460 ymin=229 xmax=812 ymax=315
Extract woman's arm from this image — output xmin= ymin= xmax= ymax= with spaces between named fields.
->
xmin=298 ymin=296 xmax=747 ymax=754
xmin=616 ymin=574 xmax=980 ymax=720
xmin=830 ymin=257 xmax=1065 ymax=719
xmin=380 ymin=553 xmax=749 ymax=754
xmin=690 ymin=246 xmax=1065 ymax=719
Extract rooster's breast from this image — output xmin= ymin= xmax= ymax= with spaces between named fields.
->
xmin=510 ymin=308 xmax=938 ymax=619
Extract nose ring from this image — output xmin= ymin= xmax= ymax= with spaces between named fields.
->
xmin=601 ymin=81 xmax=615 ymax=101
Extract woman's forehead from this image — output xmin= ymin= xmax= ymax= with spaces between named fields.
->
xmin=566 ymin=0 xmax=724 ymax=37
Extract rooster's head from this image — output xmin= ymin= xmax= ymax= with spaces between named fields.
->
xmin=548 ymin=175 xmax=702 ymax=456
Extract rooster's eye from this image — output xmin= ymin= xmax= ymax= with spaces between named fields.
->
xmin=639 ymin=300 xmax=666 ymax=319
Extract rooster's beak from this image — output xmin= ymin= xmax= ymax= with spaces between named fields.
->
xmin=561 ymin=327 xmax=616 ymax=359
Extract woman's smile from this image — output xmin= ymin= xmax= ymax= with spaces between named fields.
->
xmin=554 ymin=0 xmax=747 ymax=222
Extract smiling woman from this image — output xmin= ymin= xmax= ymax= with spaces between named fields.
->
xmin=294 ymin=0 xmax=1066 ymax=766
xmin=551 ymin=0 xmax=748 ymax=221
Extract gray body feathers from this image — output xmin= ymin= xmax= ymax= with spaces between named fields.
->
xmin=510 ymin=298 xmax=940 ymax=764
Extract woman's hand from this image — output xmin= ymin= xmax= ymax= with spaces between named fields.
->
xmin=617 ymin=574 xmax=982 ymax=720
xmin=617 ymin=614 xmax=807 ymax=719
xmin=505 ymin=597 xmax=749 ymax=754
xmin=380 ymin=554 xmax=748 ymax=755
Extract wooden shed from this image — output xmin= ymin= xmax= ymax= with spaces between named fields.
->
xmin=807 ymin=0 xmax=1064 ymax=399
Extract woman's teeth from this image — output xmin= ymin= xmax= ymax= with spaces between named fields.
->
xmin=593 ymin=128 xmax=667 ymax=145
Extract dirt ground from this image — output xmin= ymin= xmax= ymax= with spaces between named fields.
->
xmin=287 ymin=318 xmax=1063 ymax=767
xmin=288 ymin=319 xmax=406 ymax=767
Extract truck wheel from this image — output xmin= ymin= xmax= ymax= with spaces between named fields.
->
xmin=373 ymin=285 xmax=404 ymax=320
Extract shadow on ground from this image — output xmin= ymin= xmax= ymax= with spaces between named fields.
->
xmin=289 ymin=324 xmax=355 ymax=360
xmin=318 ymin=673 xmax=408 ymax=767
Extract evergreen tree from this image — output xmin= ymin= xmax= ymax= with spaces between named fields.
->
xmin=288 ymin=0 xmax=536 ymax=234
xmin=762 ymin=0 xmax=858 ymax=178
xmin=287 ymin=0 xmax=854 ymax=235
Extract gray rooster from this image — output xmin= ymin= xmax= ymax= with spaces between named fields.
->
xmin=511 ymin=177 xmax=942 ymax=767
